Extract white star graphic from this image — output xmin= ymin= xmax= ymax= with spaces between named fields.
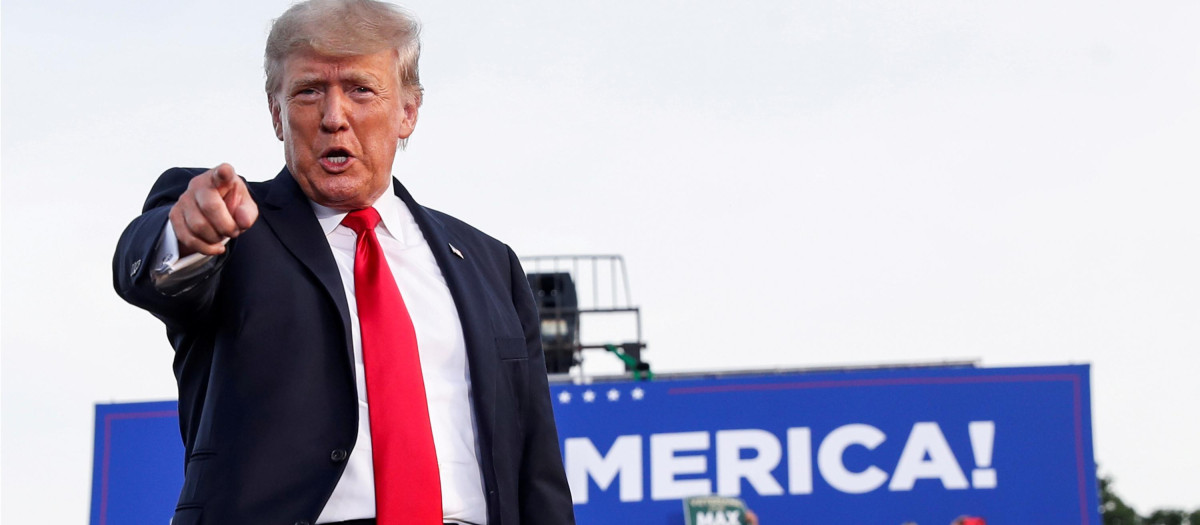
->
xmin=631 ymin=387 xmax=645 ymax=400
xmin=607 ymin=389 xmax=620 ymax=401
xmin=558 ymin=391 xmax=572 ymax=404
xmin=582 ymin=390 xmax=596 ymax=403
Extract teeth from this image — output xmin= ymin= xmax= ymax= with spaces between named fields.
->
xmin=326 ymin=156 xmax=348 ymax=164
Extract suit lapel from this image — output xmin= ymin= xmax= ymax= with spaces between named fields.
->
xmin=392 ymin=179 xmax=500 ymax=475
xmin=257 ymin=168 xmax=354 ymax=362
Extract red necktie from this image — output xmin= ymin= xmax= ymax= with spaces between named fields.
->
xmin=342 ymin=208 xmax=442 ymax=524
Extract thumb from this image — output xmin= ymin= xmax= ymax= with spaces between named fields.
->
xmin=231 ymin=189 xmax=259 ymax=231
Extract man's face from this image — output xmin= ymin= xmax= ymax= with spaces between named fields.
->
xmin=271 ymin=49 xmax=418 ymax=211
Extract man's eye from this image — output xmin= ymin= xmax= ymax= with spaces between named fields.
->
xmin=353 ymin=86 xmax=373 ymax=94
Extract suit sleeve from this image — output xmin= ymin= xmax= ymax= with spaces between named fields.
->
xmin=508 ymin=246 xmax=577 ymax=524
xmin=112 ymin=167 xmax=227 ymax=330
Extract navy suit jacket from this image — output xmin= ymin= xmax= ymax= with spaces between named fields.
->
xmin=113 ymin=167 xmax=575 ymax=525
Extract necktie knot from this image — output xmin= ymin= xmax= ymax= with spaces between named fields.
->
xmin=342 ymin=207 xmax=382 ymax=235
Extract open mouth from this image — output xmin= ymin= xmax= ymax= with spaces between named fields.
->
xmin=319 ymin=148 xmax=354 ymax=171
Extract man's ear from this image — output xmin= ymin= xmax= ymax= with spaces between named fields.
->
xmin=397 ymin=91 xmax=420 ymax=140
xmin=269 ymin=95 xmax=284 ymax=141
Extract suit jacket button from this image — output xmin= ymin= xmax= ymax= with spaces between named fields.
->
xmin=330 ymin=449 xmax=348 ymax=462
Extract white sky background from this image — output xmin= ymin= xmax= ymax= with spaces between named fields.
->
xmin=2 ymin=0 xmax=1197 ymax=520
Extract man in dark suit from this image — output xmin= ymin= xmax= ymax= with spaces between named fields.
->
xmin=112 ymin=1 xmax=574 ymax=524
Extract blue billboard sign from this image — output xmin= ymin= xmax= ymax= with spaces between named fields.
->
xmin=90 ymin=365 xmax=1099 ymax=524
xmin=550 ymin=364 xmax=1099 ymax=524
xmin=89 ymin=401 xmax=183 ymax=525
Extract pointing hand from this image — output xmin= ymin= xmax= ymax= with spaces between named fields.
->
xmin=168 ymin=163 xmax=259 ymax=257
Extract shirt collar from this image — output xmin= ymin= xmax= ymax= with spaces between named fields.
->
xmin=310 ymin=179 xmax=407 ymax=243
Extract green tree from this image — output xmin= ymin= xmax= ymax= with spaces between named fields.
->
xmin=1144 ymin=510 xmax=1186 ymax=525
xmin=1100 ymin=474 xmax=1142 ymax=525
xmin=1098 ymin=470 xmax=1200 ymax=525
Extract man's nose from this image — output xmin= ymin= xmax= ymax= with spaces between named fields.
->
xmin=320 ymin=90 xmax=350 ymax=132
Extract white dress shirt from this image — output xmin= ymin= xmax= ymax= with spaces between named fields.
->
xmin=155 ymin=180 xmax=488 ymax=525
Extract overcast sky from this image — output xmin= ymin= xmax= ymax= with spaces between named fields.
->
xmin=3 ymin=0 xmax=1198 ymax=520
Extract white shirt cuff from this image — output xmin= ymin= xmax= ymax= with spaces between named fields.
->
xmin=152 ymin=219 xmax=223 ymax=291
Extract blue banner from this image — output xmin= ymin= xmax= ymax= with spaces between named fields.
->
xmin=89 ymin=401 xmax=182 ymax=525
xmin=550 ymin=365 xmax=1099 ymax=525
xmin=90 ymin=365 xmax=1099 ymax=525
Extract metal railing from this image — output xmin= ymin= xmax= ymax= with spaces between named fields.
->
xmin=521 ymin=255 xmax=647 ymax=375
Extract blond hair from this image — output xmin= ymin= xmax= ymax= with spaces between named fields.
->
xmin=264 ymin=0 xmax=422 ymax=104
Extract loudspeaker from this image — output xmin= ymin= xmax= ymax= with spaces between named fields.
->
xmin=526 ymin=272 xmax=579 ymax=373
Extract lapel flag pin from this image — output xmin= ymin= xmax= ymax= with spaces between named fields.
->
xmin=449 ymin=243 xmax=464 ymax=259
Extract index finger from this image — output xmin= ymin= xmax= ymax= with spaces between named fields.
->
xmin=211 ymin=163 xmax=239 ymax=193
